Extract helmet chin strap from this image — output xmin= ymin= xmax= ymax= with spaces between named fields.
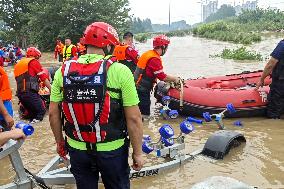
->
xmin=103 ymin=45 xmax=115 ymax=56
xmin=161 ymin=45 xmax=168 ymax=56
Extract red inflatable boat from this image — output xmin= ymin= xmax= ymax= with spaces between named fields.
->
xmin=155 ymin=71 xmax=271 ymax=117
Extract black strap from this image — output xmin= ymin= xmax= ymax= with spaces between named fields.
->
xmin=107 ymin=87 xmax=121 ymax=94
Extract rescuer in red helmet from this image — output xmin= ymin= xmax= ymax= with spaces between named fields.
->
xmin=134 ymin=34 xmax=181 ymax=118
xmin=49 ymin=22 xmax=144 ymax=189
xmin=14 ymin=47 xmax=51 ymax=124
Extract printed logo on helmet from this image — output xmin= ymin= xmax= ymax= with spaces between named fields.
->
xmin=161 ymin=35 xmax=169 ymax=41
xmin=107 ymin=26 xmax=119 ymax=40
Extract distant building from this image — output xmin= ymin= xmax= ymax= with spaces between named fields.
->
xmin=234 ymin=1 xmax=258 ymax=15
xmin=202 ymin=0 xmax=218 ymax=22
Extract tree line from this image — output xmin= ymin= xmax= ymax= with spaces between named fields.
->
xmin=0 ymin=0 xmax=130 ymax=50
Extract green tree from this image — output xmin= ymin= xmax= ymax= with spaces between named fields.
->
xmin=205 ymin=5 xmax=236 ymax=23
xmin=28 ymin=0 xmax=131 ymax=50
xmin=0 ymin=0 xmax=36 ymax=47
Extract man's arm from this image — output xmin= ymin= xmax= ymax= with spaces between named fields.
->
xmin=164 ymin=75 xmax=180 ymax=83
xmin=255 ymin=57 xmax=278 ymax=90
xmin=49 ymin=102 xmax=64 ymax=143
xmin=54 ymin=46 xmax=58 ymax=59
xmin=0 ymin=129 xmax=26 ymax=146
xmin=124 ymin=105 xmax=143 ymax=171
xmin=43 ymin=79 xmax=51 ymax=91
xmin=117 ymin=64 xmax=144 ymax=171
xmin=0 ymin=97 xmax=14 ymax=128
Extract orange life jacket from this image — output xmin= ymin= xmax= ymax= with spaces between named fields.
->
xmin=113 ymin=44 xmax=137 ymax=73
xmin=77 ymin=43 xmax=86 ymax=55
xmin=0 ymin=67 xmax=12 ymax=101
xmin=56 ymin=43 xmax=64 ymax=55
xmin=134 ymin=50 xmax=162 ymax=90
xmin=113 ymin=45 xmax=129 ymax=61
xmin=14 ymin=58 xmax=39 ymax=93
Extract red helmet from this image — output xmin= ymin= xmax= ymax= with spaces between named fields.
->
xmin=81 ymin=22 xmax=119 ymax=48
xmin=26 ymin=47 xmax=41 ymax=58
xmin=153 ymin=35 xmax=170 ymax=48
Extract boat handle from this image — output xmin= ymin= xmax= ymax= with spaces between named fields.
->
xmin=242 ymin=99 xmax=256 ymax=104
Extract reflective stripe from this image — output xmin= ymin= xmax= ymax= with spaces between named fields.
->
xmin=37 ymin=71 xmax=45 ymax=75
xmin=94 ymin=62 xmax=105 ymax=142
xmin=64 ymin=61 xmax=84 ymax=141
xmin=64 ymin=61 xmax=72 ymax=84
xmin=67 ymin=137 xmax=125 ymax=151
xmin=153 ymin=70 xmax=163 ymax=75
xmin=94 ymin=103 xmax=101 ymax=142
xmin=68 ymin=104 xmax=84 ymax=141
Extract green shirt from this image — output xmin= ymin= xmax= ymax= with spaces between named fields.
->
xmin=50 ymin=54 xmax=139 ymax=151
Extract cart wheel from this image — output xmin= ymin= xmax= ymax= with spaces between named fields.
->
xmin=159 ymin=124 xmax=174 ymax=139
xmin=226 ymin=103 xmax=236 ymax=114
xmin=143 ymin=135 xmax=152 ymax=142
xmin=142 ymin=141 xmax=154 ymax=154
xmin=180 ymin=121 xmax=195 ymax=134
xmin=203 ymin=112 xmax=212 ymax=122
xmin=162 ymin=96 xmax=171 ymax=104
xmin=162 ymin=137 xmax=174 ymax=147
xmin=168 ymin=110 xmax=179 ymax=119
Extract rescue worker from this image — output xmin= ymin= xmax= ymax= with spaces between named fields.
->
xmin=54 ymin=39 xmax=64 ymax=63
xmin=14 ymin=47 xmax=51 ymax=124
xmin=256 ymin=40 xmax=284 ymax=119
xmin=12 ymin=42 xmax=23 ymax=61
xmin=62 ymin=38 xmax=77 ymax=62
xmin=113 ymin=32 xmax=139 ymax=73
xmin=76 ymin=41 xmax=86 ymax=57
xmin=134 ymin=35 xmax=181 ymax=118
xmin=0 ymin=67 xmax=14 ymax=130
xmin=49 ymin=22 xmax=144 ymax=189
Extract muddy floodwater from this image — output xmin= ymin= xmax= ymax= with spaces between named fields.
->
xmin=0 ymin=35 xmax=284 ymax=189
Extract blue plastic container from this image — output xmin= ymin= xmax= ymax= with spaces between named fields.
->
xmin=168 ymin=110 xmax=179 ymax=119
xmin=226 ymin=103 xmax=236 ymax=114
xmin=233 ymin=120 xmax=243 ymax=127
xmin=203 ymin=112 xmax=212 ymax=122
xmin=142 ymin=141 xmax=154 ymax=154
xmin=162 ymin=96 xmax=171 ymax=104
xmin=159 ymin=124 xmax=174 ymax=139
xmin=15 ymin=122 xmax=34 ymax=136
xmin=162 ymin=137 xmax=174 ymax=147
xmin=187 ymin=116 xmax=203 ymax=124
xmin=180 ymin=121 xmax=195 ymax=134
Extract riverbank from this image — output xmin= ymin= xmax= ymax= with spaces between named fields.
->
xmin=193 ymin=9 xmax=284 ymax=45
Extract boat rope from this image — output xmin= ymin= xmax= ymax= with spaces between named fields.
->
xmin=24 ymin=168 xmax=51 ymax=189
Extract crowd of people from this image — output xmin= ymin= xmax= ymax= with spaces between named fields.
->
xmin=0 ymin=41 xmax=24 ymax=67
xmin=0 ymin=20 xmax=283 ymax=189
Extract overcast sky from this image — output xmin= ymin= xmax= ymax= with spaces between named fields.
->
xmin=129 ymin=0 xmax=284 ymax=24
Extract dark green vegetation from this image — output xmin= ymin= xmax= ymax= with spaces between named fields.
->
xmin=193 ymin=8 xmax=284 ymax=45
xmin=0 ymin=0 xmax=130 ymax=50
xmin=212 ymin=47 xmax=263 ymax=61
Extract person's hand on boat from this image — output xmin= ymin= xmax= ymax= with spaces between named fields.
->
xmin=57 ymin=140 xmax=68 ymax=160
xmin=132 ymin=153 xmax=144 ymax=171
xmin=172 ymin=77 xmax=184 ymax=89
xmin=9 ymin=128 xmax=26 ymax=140
xmin=255 ymin=79 xmax=264 ymax=91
